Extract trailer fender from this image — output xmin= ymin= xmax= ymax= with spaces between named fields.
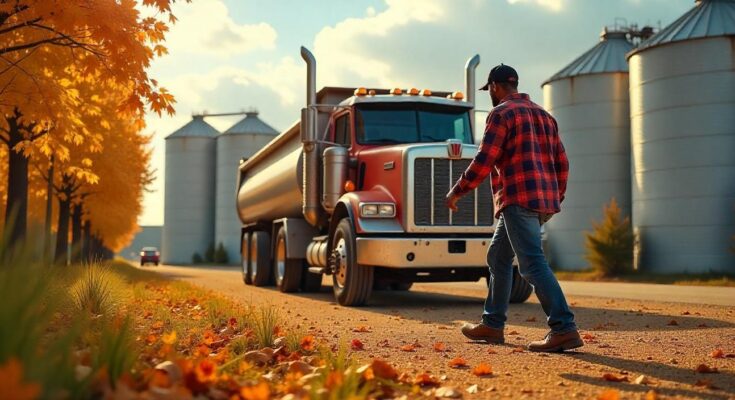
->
xmin=272 ymin=218 xmax=319 ymax=259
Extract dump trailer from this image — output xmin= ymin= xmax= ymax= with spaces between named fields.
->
xmin=236 ymin=47 xmax=532 ymax=306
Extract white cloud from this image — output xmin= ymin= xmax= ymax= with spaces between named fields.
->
xmin=165 ymin=0 xmax=277 ymax=57
xmin=506 ymin=0 xmax=565 ymax=13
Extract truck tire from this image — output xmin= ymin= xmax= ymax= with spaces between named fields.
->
xmin=391 ymin=282 xmax=413 ymax=291
xmin=250 ymin=231 xmax=272 ymax=287
xmin=331 ymin=218 xmax=373 ymax=306
xmin=241 ymin=232 xmax=252 ymax=285
xmin=273 ymin=227 xmax=302 ymax=293
xmin=510 ymin=267 xmax=533 ymax=303
xmin=301 ymin=271 xmax=322 ymax=292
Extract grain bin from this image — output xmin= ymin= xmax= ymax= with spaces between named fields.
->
xmin=161 ymin=116 xmax=219 ymax=264
xmin=542 ymin=27 xmax=634 ymax=270
xmin=215 ymin=111 xmax=277 ymax=263
xmin=628 ymin=0 xmax=735 ymax=273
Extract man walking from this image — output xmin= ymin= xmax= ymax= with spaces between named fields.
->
xmin=445 ymin=65 xmax=582 ymax=352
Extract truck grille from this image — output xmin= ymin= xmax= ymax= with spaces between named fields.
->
xmin=413 ymin=158 xmax=493 ymax=226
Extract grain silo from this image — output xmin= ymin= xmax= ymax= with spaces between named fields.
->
xmin=215 ymin=111 xmax=278 ymax=263
xmin=162 ymin=116 xmax=219 ymax=264
xmin=541 ymin=27 xmax=634 ymax=270
xmin=628 ymin=0 xmax=735 ymax=273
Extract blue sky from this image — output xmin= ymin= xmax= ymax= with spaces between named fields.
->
xmin=140 ymin=0 xmax=693 ymax=226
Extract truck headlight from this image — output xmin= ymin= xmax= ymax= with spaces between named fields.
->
xmin=360 ymin=203 xmax=395 ymax=218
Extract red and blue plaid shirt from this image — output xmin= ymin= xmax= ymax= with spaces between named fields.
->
xmin=450 ymin=93 xmax=569 ymax=218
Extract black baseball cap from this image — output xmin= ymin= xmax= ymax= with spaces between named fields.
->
xmin=479 ymin=64 xmax=519 ymax=90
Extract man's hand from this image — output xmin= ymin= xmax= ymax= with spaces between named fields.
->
xmin=445 ymin=192 xmax=459 ymax=212
xmin=539 ymin=213 xmax=553 ymax=226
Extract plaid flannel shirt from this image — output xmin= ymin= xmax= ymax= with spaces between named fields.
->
xmin=450 ymin=93 xmax=569 ymax=218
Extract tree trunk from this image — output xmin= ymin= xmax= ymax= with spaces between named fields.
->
xmin=71 ymin=202 xmax=83 ymax=263
xmin=54 ymin=175 xmax=72 ymax=265
xmin=4 ymin=114 xmax=28 ymax=246
xmin=82 ymin=220 xmax=92 ymax=263
xmin=43 ymin=156 xmax=54 ymax=264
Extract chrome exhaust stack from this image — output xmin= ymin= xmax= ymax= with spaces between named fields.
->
xmin=300 ymin=46 xmax=320 ymax=227
xmin=464 ymin=54 xmax=480 ymax=108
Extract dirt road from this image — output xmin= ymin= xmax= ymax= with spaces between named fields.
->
xmin=150 ymin=264 xmax=735 ymax=399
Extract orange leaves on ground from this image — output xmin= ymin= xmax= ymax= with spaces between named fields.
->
xmin=369 ymin=359 xmax=398 ymax=380
xmin=510 ymin=347 xmax=525 ymax=354
xmin=645 ymin=390 xmax=658 ymax=400
xmin=202 ymin=330 xmax=217 ymax=345
xmin=413 ymin=372 xmax=440 ymax=387
xmin=400 ymin=344 xmax=416 ymax=352
xmin=433 ymin=342 xmax=446 ymax=352
xmin=351 ymin=339 xmax=364 ymax=351
xmin=0 ymin=358 xmax=40 ymax=400
xmin=487 ymin=348 xmax=497 ymax=354
xmin=602 ymin=373 xmax=628 ymax=382
xmin=472 ymin=363 xmax=493 ymax=376
xmin=597 ymin=389 xmax=620 ymax=400
xmin=695 ymin=364 xmax=718 ymax=373
xmin=710 ymin=349 xmax=724 ymax=359
xmin=582 ymin=332 xmax=596 ymax=342
xmin=162 ymin=331 xmax=177 ymax=345
xmin=300 ymin=335 xmax=315 ymax=352
xmin=194 ymin=359 xmax=216 ymax=383
xmin=448 ymin=357 xmax=468 ymax=369
xmin=352 ymin=326 xmax=371 ymax=333
xmin=325 ymin=371 xmax=344 ymax=390
xmin=240 ymin=381 xmax=271 ymax=400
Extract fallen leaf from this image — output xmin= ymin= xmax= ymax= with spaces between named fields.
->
xmin=486 ymin=348 xmax=497 ymax=354
xmin=351 ymin=339 xmax=364 ymax=351
xmin=582 ymin=333 xmax=596 ymax=341
xmin=597 ymin=389 xmax=620 ymax=400
xmin=634 ymin=375 xmax=651 ymax=385
xmin=433 ymin=342 xmax=446 ymax=352
xmin=414 ymin=372 xmax=440 ymax=387
xmin=370 ymin=359 xmax=398 ymax=380
xmin=0 ymin=358 xmax=41 ymax=400
xmin=400 ymin=344 xmax=416 ymax=352
xmin=695 ymin=364 xmax=718 ymax=373
xmin=667 ymin=319 xmax=679 ymax=326
xmin=645 ymin=390 xmax=657 ymax=400
xmin=300 ymin=335 xmax=315 ymax=352
xmin=694 ymin=379 xmax=719 ymax=389
xmin=466 ymin=384 xmax=479 ymax=394
xmin=162 ymin=331 xmax=177 ymax=345
xmin=472 ymin=363 xmax=493 ymax=376
xmin=681 ymin=311 xmax=691 ymax=315
xmin=510 ymin=347 xmax=525 ymax=353
xmin=526 ymin=317 xmax=536 ymax=322
xmin=325 ymin=371 xmax=344 ymax=390
xmin=353 ymin=326 xmax=371 ymax=333
xmin=194 ymin=360 xmax=216 ymax=383
xmin=602 ymin=373 xmax=628 ymax=382
xmin=448 ymin=357 xmax=468 ymax=368
xmin=710 ymin=349 xmax=724 ymax=359
xmin=435 ymin=386 xmax=462 ymax=398
xmin=507 ymin=330 xmax=519 ymax=335
xmin=240 ymin=381 xmax=271 ymax=400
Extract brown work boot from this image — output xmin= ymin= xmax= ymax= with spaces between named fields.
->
xmin=528 ymin=330 xmax=583 ymax=353
xmin=460 ymin=322 xmax=504 ymax=344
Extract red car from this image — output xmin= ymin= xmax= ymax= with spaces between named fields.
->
xmin=140 ymin=247 xmax=160 ymax=266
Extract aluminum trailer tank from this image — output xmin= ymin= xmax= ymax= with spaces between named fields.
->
xmin=542 ymin=28 xmax=634 ymax=270
xmin=628 ymin=0 xmax=735 ymax=273
xmin=162 ymin=116 xmax=219 ymax=265
xmin=215 ymin=111 xmax=277 ymax=263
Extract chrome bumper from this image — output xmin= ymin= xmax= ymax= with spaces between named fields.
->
xmin=355 ymin=237 xmax=489 ymax=268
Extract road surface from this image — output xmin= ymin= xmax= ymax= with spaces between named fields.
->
xmin=149 ymin=264 xmax=735 ymax=399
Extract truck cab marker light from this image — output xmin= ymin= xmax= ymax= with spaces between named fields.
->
xmin=421 ymin=89 xmax=432 ymax=96
xmin=390 ymin=87 xmax=402 ymax=95
xmin=344 ymin=180 xmax=356 ymax=192
xmin=368 ymin=89 xmax=376 ymax=96
xmin=408 ymin=87 xmax=419 ymax=96
xmin=452 ymin=91 xmax=465 ymax=100
xmin=354 ymin=87 xmax=367 ymax=96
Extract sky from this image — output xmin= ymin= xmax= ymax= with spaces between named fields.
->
xmin=139 ymin=0 xmax=693 ymax=226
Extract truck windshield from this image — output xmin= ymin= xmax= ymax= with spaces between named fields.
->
xmin=354 ymin=103 xmax=472 ymax=145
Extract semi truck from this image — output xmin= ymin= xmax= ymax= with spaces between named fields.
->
xmin=236 ymin=47 xmax=533 ymax=306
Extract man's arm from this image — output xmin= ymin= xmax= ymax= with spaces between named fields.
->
xmin=551 ymin=119 xmax=569 ymax=203
xmin=446 ymin=111 xmax=508 ymax=210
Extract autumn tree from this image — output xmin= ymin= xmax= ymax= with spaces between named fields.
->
xmin=584 ymin=198 xmax=634 ymax=276
xmin=0 ymin=0 xmax=182 ymax=246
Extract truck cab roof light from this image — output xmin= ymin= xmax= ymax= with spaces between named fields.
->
xmin=368 ymin=89 xmax=376 ymax=96
xmin=354 ymin=87 xmax=367 ymax=96
xmin=390 ymin=87 xmax=402 ymax=95
xmin=452 ymin=91 xmax=465 ymax=100
xmin=421 ymin=89 xmax=432 ymax=96
xmin=408 ymin=87 xmax=419 ymax=96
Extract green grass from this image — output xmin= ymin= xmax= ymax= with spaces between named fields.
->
xmin=554 ymin=269 xmax=735 ymax=287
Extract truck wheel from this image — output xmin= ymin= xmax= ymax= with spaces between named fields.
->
xmin=250 ymin=231 xmax=272 ymax=286
xmin=301 ymin=271 xmax=322 ymax=292
xmin=331 ymin=218 xmax=373 ymax=306
xmin=509 ymin=267 xmax=533 ymax=303
xmin=391 ymin=282 xmax=413 ymax=291
xmin=241 ymin=233 xmax=252 ymax=285
xmin=273 ymin=227 xmax=302 ymax=293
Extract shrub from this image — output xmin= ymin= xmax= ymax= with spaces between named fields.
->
xmin=192 ymin=252 xmax=203 ymax=264
xmin=72 ymin=264 xmax=116 ymax=316
xmin=214 ymin=242 xmax=229 ymax=264
xmin=205 ymin=242 xmax=215 ymax=263
xmin=584 ymin=198 xmax=633 ymax=276
xmin=250 ymin=305 xmax=279 ymax=348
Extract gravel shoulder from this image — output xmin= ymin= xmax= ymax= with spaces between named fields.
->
xmin=150 ymin=264 xmax=735 ymax=399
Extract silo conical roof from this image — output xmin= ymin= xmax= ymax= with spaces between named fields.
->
xmin=223 ymin=111 xmax=278 ymax=136
xmin=629 ymin=0 xmax=735 ymax=56
xmin=543 ymin=28 xmax=634 ymax=85
xmin=165 ymin=115 xmax=220 ymax=139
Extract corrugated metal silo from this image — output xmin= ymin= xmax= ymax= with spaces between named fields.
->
xmin=628 ymin=0 xmax=735 ymax=273
xmin=541 ymin=28 xmax=635 ymax=270
xmin=162 ymin=116 xmax=219 ymax=264
xmin=215 ymin=111 xmax=278 ymax=263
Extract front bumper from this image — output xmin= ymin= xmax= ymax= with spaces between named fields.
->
xmin=355 ymin=237 xmax=489 ymax=268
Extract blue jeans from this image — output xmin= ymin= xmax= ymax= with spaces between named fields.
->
xmin=482 ymin=205 xmax=577 ymax=333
